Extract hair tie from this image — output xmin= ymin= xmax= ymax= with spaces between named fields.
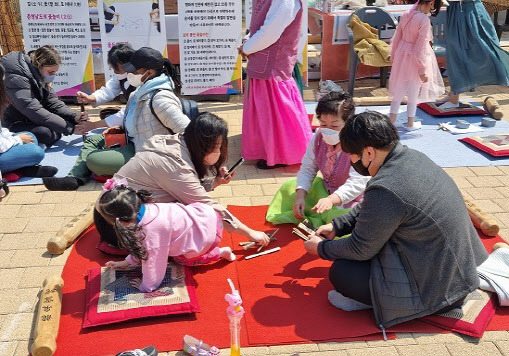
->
xmin=102 ymin=177 xmax=129 ymax=191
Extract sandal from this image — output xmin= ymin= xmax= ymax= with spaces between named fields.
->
xmin=182 ymin=335 xmax=221 ymax=356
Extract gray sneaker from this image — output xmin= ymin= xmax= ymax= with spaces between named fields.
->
xmin=115 ymin=346 xmax=158 ymax=356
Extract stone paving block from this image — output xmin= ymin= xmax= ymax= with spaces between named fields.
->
xmin=48 ymin=246 xmax=73 ymax=266
xmin=462 ymin=187 xmax=502 ymax=200
xmin=228 ymin=178 xmax=249 ymax=186
xmin=470 ymin=167 xmax=505 ymax=177
xmin=269 ymin=343 xmax=319 ymax=354
xmin=498 ymin=166 xmax=509 ymax=175
xmin=8 ymin=249 xmax=51 ymax=268
xmin=395 ymin=343 xmax=450 ymax=356
xmin=0 ymin=219 xmax=28 ymax=234
xmin=482 ymin=331 xmax=509 ymax=341
xmin=451 ymin=177 xmax=473 ymax=189
xmin=0 ymin=342 xmax=17 ymax=356
xmin=23 ymin=217 xmax=66 ymax=233
xmin=465 ymin=176 xmax=504 ymax=188
xmin=250 ymin=196 xmax=273 ymax=205
xmin=231 ymin=185 xmax=264 ymax=197
xmin=0 ymin=232 xmax=51 ymax=251
xmin=0 ymin=269 xmax=24 ymax=290
xmin=495 ymin=187 xmax=509 ymax=198
xmin=367 ymin=333 xmax=417 ymax=347
xmin=16 ymin=204 xmax=55 ymax=218
xmin=443 ymin=168 xmax=477 ymax=178
xmin=219 ymin=197 xmax=253 ymax=207
xmin=495 ymin=341 xmax=509 ymax=356
xmin=246 ymin=177 xmax=278 ymax=185
xmin=0 ymin=205 xmax=21 ymax=219
xmin=18 ymin=266 xmax=63 ymax=289
xmin=0 ymin=251 xmax=15 ymax=269
xmin=209 ymin=186 xmax=233 ymax=198
xmin=13 ymin=340 xmax=29 ymax=356
xmin=346 ymin=346 xmax=399 ymax=356
xmin=296 ymin=351 xmax=349 ymax=356
xmin=0 ymin=288 xmax=38 ymax=314
xmin=3 ymin=192 xmax=43 ymax=205
xmin=239 ymin=346 xmax=270 ymax=355
xmin=0 ymin=313 xmax=35 ymax=341
xmin=73 ymin=190 xmax=101 ymax=203
xmin=262 ymin=183 xmax=284 ymax=196
xmin=51 ymin=202 xmax=91 ymax=217
xmin=445 ymin=341 xmax=502 ymax=356
xmin=412 ymin=333 xmax=465 ymax=344
xmin=496 ymin=175 xmax=509 ymax=186
xmin=494 ymin=198 xmax=509 ymax=212
xmin=38 ymin=191 xmax=77 ymax=204
xmin=469 ymin=200 xmax=505 ymax=214
xmin=317 ymin=341 xmax=368 ymax=351
xmin=493 ymin=213 xmax=509 ymax=229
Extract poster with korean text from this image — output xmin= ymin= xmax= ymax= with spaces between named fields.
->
xmin=19 ymin=0 xmax=95 ymax=96
xmin=178 ymin=0 xmax=243 ymax=96
xmin=97 ymin=0 xmax=168 ymax=80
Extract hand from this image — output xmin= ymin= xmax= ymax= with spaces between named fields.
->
xmin=420 ymin=74 xmax=428 ymax=83
xmin=312 ymin=197 xmax=334 ymax=214
xmin=293 ymin=195 xmax=306 ymax=220
xmin=214 ymin=166 xmax=234 ymax=187
xmin=103 ymin=126 xmax=123 ymax=137
xmin=76 ymin=91 xmax=95 ymax=104
xmin=237 ymin=45 xmax=247 ymax=60
xmin=248 ymin=230 xmax=270 ymax=246
xmin=17 ymin=133 xmax=34 ymax=144
xmin=315 ymin=223 xmax=336 ymax=240
xmin=75 ymin=111 xmax=89 ymax=123
xmin=304 ymin=234 xmax=322 ymax=256
xmin=129 ymin=277 xmax=142 ymax=290
xmin=74 ymin=121 xmax=95 ymax=135
xmin=105 ymin=260 xmax=130 ymax=269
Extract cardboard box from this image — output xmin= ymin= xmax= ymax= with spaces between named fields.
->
xmin=165 ymin=0 xmax=178 ymax=14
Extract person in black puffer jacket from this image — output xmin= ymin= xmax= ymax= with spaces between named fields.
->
xmin=0 ymin=45 xmax=86 ymax=146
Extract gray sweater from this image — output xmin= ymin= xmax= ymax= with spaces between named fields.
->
xmin=318 ymin=143 xmax=488 ymax=329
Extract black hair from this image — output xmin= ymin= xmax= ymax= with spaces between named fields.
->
xmin=315 ymin=91 xmax=355 ymax=122
xmin=418 ymin=0 xmax=442 ymax=17
xmin=98 ymin=186 xmax=153 ymax=261
xmin=0 ymin=64 xmax=7 ymax=117
xmin=340 ymin=111 xmax=400 ymax=155
xmin=152 ymin=2 xmax=159 ymax=9
xmin=107 ymin=43 xmax=135 ymax=71
xmin=183 ymin=112 xmax=228 ymax=180
xmin=158 ymin=58 xmax=181 ymax=91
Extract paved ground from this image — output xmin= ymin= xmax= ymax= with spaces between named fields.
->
xmin=0 ymin=77 xmax=508 ymax=356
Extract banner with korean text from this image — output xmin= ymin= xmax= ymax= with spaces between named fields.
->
xmin=19 ymin=0 xmax=95 ymax=96
xmin=178 ymin=0 xmax=243 ymax=96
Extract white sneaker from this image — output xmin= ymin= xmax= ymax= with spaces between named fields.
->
xmin=405 ymin=121 xmax=422 ymax=131
xmin=438 ymin=101 xmax=460 ymax=109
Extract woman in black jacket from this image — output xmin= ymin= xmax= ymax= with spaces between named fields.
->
xmin=0 ymin=45 xmax=86 ymax=146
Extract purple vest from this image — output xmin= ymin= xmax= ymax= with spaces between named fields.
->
xmin=314 ymin=131 xmax=352 ymax=194
xmin=247 ymin=0 xmax=303 ymax=81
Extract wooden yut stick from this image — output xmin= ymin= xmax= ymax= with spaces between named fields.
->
xmin=31 ymin=275 xmax=64 ymax=356
xmin=245 ymin=247 xmax=281 ymax=260
xmin=464 ymin=197 xmax=500 ymax=237
xmin=297 ymin=222 xmax=315 ymax=235
xmin=47 ymin=202 xmax=94 ymax=254
xmin=292 ymin=228 xmax=309 ymax=241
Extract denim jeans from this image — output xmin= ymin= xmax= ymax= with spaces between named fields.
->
xmin=0 ymin=132 xmax=45 ymax=173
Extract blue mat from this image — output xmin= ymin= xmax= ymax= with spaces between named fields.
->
xmin=305 ymin=101 xmax=509 ymax=168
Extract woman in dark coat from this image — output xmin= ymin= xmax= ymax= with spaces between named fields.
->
xmin=0 ymin=45 xmax=86 ymax=146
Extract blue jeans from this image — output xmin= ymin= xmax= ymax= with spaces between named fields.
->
xmin=0 ymin=132 xmax=45 ymax=173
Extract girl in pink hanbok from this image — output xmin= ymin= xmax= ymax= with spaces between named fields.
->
xmin=388 ymin=0 xmax=444 ymax=131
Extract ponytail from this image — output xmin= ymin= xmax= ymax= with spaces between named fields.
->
xmin=162 ymin=58 xmax=181 ymax=90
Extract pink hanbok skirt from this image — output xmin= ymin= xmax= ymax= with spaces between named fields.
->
xmin=242 ymin=77 xmax=312 ymax=166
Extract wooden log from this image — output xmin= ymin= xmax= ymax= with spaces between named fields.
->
xmin=47 ymin=203 xmax=94 ymax=254
xmin=31 ymin=275 xmax=64 ymax=356
xmin=484 ymin=96 xmax=503 ymax=120
xmin=464 ymin=197 xmax=500 ymax=237
xmin=354 ymin=96 xmax=406 ymax=106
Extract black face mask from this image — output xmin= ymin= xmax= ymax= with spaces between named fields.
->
xmin=351 ymin=154 xmax=372 ymax=176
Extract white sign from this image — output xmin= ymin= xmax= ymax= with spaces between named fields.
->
xmin=178 ymin=0 xmax=243 ymax=96
xmin=19 ymin=0 xmax=95 ymax=96
xmin=97 ymin=0 xmax=169 ymax=80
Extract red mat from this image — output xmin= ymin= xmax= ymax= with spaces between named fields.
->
xmin=55 ymin=206 xmax=508 ymax=355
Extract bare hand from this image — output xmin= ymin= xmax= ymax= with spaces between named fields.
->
xmin=17 ymin=133 xmax=34 ymax=144
xmin=76 ymin=91 xmax=95 ymax=104
xmin=103 ymin=126 xmax=123 ymax=137
xmin=293 ymin=196 xmax=306 ymax=220
xmin=129 ymin=278 xmax=142 ymax=290
xmin=304 ymin=234 xmax=322 ymax=256
xmin=312 ymin=197 xmax=334 ymax=214
xmin=420 ymin=74 xmax=428 ymax=83
xmin=105 ymin=260 xmax=129 ymax=269
xmin=75 ymin=111 xmax=89 ymax=123
xmin=74 ymin=121 xmax=97 ymax=135
xmin=214 ymin=166 xmax=234 ymax=187
xmin=315 ymin=223 xmax=336 ymax=240
xmin=249 ymin=230 xmax=270 ymax=246
xmin=237 ymin=45 xmax=247 ymax=60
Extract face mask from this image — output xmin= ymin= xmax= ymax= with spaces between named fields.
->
xmin=127 ymin=73 xmax=145 ymax=87
xmin=44 ymin=74 xmax=56 ymax=83
xmin=204 ymin=152 xmax=221 ymax=166
xmin=114 ymin=72 xmax=128 ymax=80
xmin=351 ymin=151 xmax=372 ymax=176
xmin=320 ymin=128 xmax=340 ymax=146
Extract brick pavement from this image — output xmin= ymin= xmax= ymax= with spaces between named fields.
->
xmin=0 ymin=79 xmax=508 ymax=356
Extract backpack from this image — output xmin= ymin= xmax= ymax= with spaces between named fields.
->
xmin=149 ymin=89 xmax=199 ymax=134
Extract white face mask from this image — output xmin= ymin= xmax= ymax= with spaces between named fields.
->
xmin=127 ymin=73 xmax=145 ymax=87
xmin=320 ymin=128 xmax=340 ymax=146
xmin=114 ymin=72 xmax=128 ymax=81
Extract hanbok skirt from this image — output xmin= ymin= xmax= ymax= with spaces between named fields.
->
xmin=446 ymin=0 xmax=509 ymax=94
xmin=242 ymin=77 xmax=312 ymax=166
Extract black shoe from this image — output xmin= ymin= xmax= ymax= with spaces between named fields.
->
xmin=19 ymin=165 xmax=58 ymax=177
xmin=43 ymin=176 xmax=80 ymax=191
xmin=115 ymin=346 xmax=158 ymax=356
xmin=256 ymin=159 xmax=287 ymax=170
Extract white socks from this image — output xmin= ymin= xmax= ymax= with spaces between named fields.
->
xmin=328 ymin=290 xmax=372 ymax=311
xmin=219 ymin=247 xmax=236 ymax=261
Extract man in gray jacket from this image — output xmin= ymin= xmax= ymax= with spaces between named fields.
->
xmin=304 ymin=111 xmax=488 ymax=334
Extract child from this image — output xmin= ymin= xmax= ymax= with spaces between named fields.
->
xmin=99 ymin=181 xmax=236 ymax=293
xmin=266 ymin=91 xmax=370 ymax=227
xmin=388 ymin=0 xmax=444 ymax=130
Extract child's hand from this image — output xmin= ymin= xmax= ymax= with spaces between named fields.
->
xmin=312 ymin=197 xmax=335 ymax=214
xmin=420 ymin=74 xmax=428 ymax=83
xmin=249 ymin=230 xmax=270 ymax=246
xmin=105 ymin=260 xmax=129 ymax=269
xmin=129 ymin=278 xmax=142 ymax=290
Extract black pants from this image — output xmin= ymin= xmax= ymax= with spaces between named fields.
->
xmin=9 ymin=121 xmax=62 ymax=146
xmin=329 ymin=259 xmax=466 ymax=314
xmin=94 ymin=208 xmax=119 ymax=247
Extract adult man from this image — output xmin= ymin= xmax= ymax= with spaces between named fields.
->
xmin=304 ymin=111 xmax=488 ymax=332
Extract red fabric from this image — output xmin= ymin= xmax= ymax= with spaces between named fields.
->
xmin=83 ymin=265 xmax=199 ymax=328
xmin=460 ymin=137 xmax=509 ymax=157
xmin=96 ymin=240 xmax=129 ymax=256
xmin=92 ymin=174 xmax=113 ymax=183
xmin=3 ymin=171 xmax=22 ymax=182
xmin=418 ymin=102 xmax=487 ymax=117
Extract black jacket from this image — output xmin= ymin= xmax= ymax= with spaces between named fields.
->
xmin=0 ymin=51 xmax=77 ymax=135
